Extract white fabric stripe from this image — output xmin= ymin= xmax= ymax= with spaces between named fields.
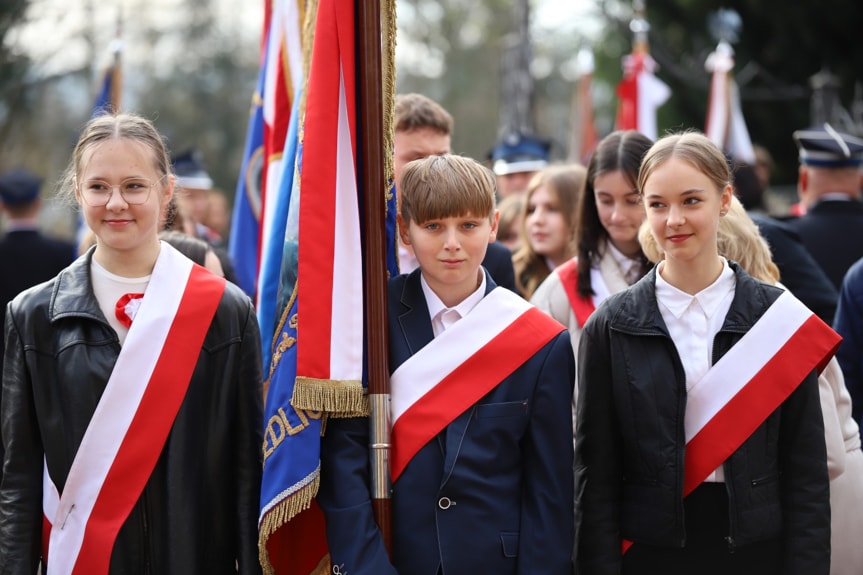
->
xmin=589 ymin=266 xmax=610 ymax=308
xmin=47 ymin=243 xmax=192 ymax=575
xmin=684 ymin=291 xmax=811 ymax=443
xmin=329 ymin=65 xmax=364 ymax=380
xmin=391 ymin=288 xmax=532 ymax=425
xmin=43 ymin=457 xmax=58 ymax=525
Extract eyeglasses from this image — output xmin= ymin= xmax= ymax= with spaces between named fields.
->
xmin=77 ymin=175 xmax=165 ymax=206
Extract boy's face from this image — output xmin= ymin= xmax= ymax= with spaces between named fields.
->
xmin=398 ymin=211 xmax=499 ymax=307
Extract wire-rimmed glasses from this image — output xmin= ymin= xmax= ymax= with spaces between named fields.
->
xmin=76 ymin=175 xmax=166 ymax=207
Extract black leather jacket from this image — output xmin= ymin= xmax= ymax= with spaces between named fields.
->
xmin=0 ymin=251 xmax=264 ymax=574
xmin=575 ymin=262 xmax=830 ymax=575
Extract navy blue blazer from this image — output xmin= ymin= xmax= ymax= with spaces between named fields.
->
xmin=318 ymin=269 xmax=575 ymax=575
xmin=786 ymin=198 xmax=863 ymax=290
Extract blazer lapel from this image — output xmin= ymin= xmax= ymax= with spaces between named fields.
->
xmin=396 ymin=270 xmax=435 ymax=357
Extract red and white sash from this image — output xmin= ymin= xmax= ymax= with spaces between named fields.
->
xmin=555 ymin=258 xmax=609 ymax=327
xmin=389 ymin=287 xmax=565 ymax=482
xmin=621 ymin=290 xmax=841 ymax=553
xmin=42 ymin=242 xmax=226 ymax=575
xmin=682 ymin=289 xmax=839 ymax=494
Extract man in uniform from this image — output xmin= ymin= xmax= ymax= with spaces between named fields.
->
xmin=487 ymin=131 xmax=551 ymax=200
xmin=787 ymin=124 xmax=863 ymax=290
xmin=0 ymin=167 xmax=75 ymax=476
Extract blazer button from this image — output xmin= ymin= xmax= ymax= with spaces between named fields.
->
xmin=438 ymin=496 xmax=454 ymax=510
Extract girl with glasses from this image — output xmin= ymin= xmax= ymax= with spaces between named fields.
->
xmin=0 ymin=112 xmax=264 ymax=574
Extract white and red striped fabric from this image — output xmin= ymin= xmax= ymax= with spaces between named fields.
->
xmin=390 ymin=288 xmax=564 ymax=481
xmin=682 ymin=290 xmax=839 ymax=493
xmin=555 ymin=258 xmax=611 ymax=328
xmin=621 ymin=290 xmax=840 ymax=554
xmin=704 ymin=40 xmax=755 ymax=164
xmin=615 ymin=51 xmax=670 ymax=141
xmin=296 ymin=0 xmax=364 ymax=388
xmin=42 ymin=243 xmax=225 ymax=574
xmin=256 ymin=0 xmax=305 ymax=308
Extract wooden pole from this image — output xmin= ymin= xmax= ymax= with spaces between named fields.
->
xmin=356 ymin=0 xmax=393 ymax=556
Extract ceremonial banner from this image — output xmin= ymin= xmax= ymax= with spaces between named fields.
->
xmin=229 ymin=55 xmax=266 ymax=299
xmin=258 ymin=0 xmax=369 ymax=572
xmin=570 ymin=48 xmax=599 ymax=164
xmin=615 ymin=50 xmax=670 ymax=141
xmin=705 ymin=40 xmax=755 ymax=163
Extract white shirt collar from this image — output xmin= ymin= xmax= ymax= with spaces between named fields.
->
xmin=421 ymin=270 xmax=486 ymax=331
xmin=606 ymin=241 xmax=642 ymax=284
xmin=655 ymin=258 xmax=735 ymax=319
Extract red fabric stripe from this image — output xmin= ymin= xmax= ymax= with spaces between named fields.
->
xmin=683 ymin=315 xmax=840 ymax=495
xmin=70 ymin=266 xmax=225 ymax=574
xmin=297 ymin=0 xmax=355 ymax=379
xmin=556 ymin=258 xmax=595 ymax=327
xmin=623 ymin=313 xmax=839 ymax=555
xmin=390 ymin=309 xmax=563 ymax=481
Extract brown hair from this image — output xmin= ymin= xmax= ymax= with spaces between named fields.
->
xmin=513 ymin=163 xmax=587 ymax=299
xmin=394 ymin=93 xmax=453 ymax=135
xmin=399 ymin=154 xmax=496 ymax=225
xmin=58 ymin=113 xmax=172 ymax=205
xmin=575 ymin=130 xmax=653 ymax=297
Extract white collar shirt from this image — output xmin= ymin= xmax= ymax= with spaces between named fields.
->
xmin=655 ymin=259 xmax=736 ymax=482
xmin=421 ymin=271 xmax=487 ymax=338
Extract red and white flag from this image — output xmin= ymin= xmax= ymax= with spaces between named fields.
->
xmin=705 ymin=40 xmax=755 ymax=163
xmin=570 ymin=48 xmax=599 ymax=164
xmin=257 ymin=0 xmax=305 ymax=308
xmin=615 ymin=51 xmax=670 ymax=141
xmin=294 ymin=0 xmax=364 ymax=401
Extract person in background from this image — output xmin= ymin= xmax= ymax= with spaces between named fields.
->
xmin=172 ymin=148 xmax=224 ymax=246
xmin=786 ymin=124 xmax=863 ymax=289
xmin=203 ymin=189 xmax=231 ymax=240
xmin=318 ymin=154 xmax=574 ymax=574
xmin=488 ymin=131 xmax=552 ymax=199
xmin=530 ymin=130 xmax=652 ymax=434
xmin=0 ymin=112 xmax=263 ymax=573
xmin=834 ymin=256 xmax=863 ymax=428
xmin=641 ymin=195 xmax=863 ymax=575
xmin=159 ymin=230 xmax=225 ymax=277
xmin=394 ymin=93 xmax=516 ymax=292
xmin=0 ymin=167 xmax=76 ymax=479
xmin=732 ymin=160 xmax=839 ymax=324
xmin=495 ymin=193 xmax=526 ymax=252
xmin=512 ymin=163 xmax=586 ymax=299
xmin=576 ymin=131 xmax=832 ymax=575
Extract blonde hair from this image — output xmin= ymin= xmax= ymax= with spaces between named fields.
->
xmin=638 ymin=195 xmax=780 ymax=283
xmin=496 ymin=193 xmax=526 ymax=248
xmin=399 ymin=154 xmax=495 ymax=224
xmin=513 ymin=163 xmax=586 ymax=298
xmin=637 ymin=131 xmax=731 ymax=199
xmin=58 ymin=113 xmax=172 ymax=205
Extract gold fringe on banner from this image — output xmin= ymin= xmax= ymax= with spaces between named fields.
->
xmin=257 ymin=472 xmax=320 ymax=575
xmin=292 ymin=377 xmax=369 ymax=417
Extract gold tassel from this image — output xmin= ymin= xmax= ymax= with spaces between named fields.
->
xmin=258 ymin=474 xmax=320 ymax=575
xmin=292 ymin=377 xmax=369 ymax=417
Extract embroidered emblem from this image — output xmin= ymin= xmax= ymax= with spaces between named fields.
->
xmin=115 ymin=293 xmax=145 ymax=328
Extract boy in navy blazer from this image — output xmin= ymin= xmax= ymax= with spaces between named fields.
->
xmin=318 ymin=154 xmax=575 ymax=574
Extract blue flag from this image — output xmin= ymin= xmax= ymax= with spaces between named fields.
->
xmin=228 ymin=60 xmax=266 ymax=299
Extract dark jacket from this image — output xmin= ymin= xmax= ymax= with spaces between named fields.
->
xmin=575 ymin=262 xmax=830 ymax=575
xmin=318 ymin=269 xmax=575 ymax=574
xmin=787 ymin=198 xmax=863 ymax=290
xmin=750 ymin=214 xmax=838 ymax=325
xmin=0 ymin=250 xmax=264 ymax=575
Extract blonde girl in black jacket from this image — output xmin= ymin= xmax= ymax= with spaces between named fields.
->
xmin=575 ymin=132 xmax=835 ymax=575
